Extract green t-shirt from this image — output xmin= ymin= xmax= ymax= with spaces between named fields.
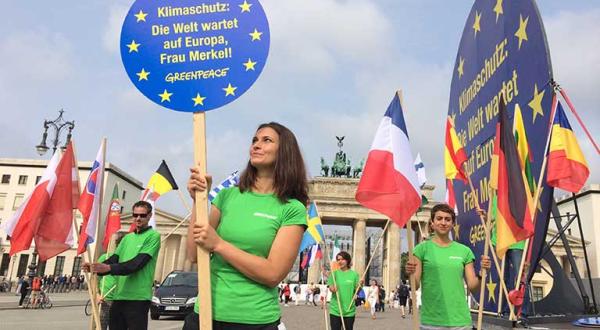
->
xmin=111 ymin=228 xmax=161 ymax=301
xmin=413 ymin=240 xmax=475 ymax=327
xmin=194 ymin=187 xmax=306 ymax=324
xmin=327 ymin=269 xmax=359 ymax=317
xmin=98 ymin=253 xmax=117 ymax=301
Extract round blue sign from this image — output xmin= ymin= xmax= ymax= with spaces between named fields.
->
xmin=448 ymin=0 xmax=554 ymax=312
xmin=120 ymin=0 xmax=270 ymax=112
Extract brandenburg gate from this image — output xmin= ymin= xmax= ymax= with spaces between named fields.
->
xmin=306 ymin=176 xmax=435 ymax=292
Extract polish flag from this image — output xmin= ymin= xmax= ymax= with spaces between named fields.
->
xmin=77 ymin=140 xmax=105 ymax=254
xmin=445 ymin=179 xmax=458 ymax=213
xmin=355 ymin=92 xmax=421 ymax=228
xmin=35 ymin=141 xmax=81 ymax=261
xmin=1 ymin=152 xmax=61 ymax=256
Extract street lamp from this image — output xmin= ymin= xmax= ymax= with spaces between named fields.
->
xmin=35 ymin=109 xmax=75 ymax=156
xmin=30 ymin=110 xmax=75 ymax=277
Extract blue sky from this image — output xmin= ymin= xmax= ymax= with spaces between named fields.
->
xmin=1 ymin=0 xmax=598 ymax=216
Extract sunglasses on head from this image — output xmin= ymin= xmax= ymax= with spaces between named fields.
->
xmin=133 ymin=213 xmax=148 ymax=218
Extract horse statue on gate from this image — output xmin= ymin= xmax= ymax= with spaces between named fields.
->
xmin=320 ymin=157 xmax=329 ymax=177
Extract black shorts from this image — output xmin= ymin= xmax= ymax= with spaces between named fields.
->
xmin=183 ymin=312 xmax=282 ymax=330
xmin=399 ymin=296 xmax=408 ymax=306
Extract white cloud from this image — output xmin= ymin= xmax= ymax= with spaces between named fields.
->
xmin=264 ymin=0 xmax=393 ymax=76
xmin=0 ymin=30 xmax=73 ymax=83
xmin=103 ymin=3 xmax=130 ymax=53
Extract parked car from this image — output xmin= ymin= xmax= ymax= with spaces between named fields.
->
xmin=150 ymin=271 xmax=197 ymax=320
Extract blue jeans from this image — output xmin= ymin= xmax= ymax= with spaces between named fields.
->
xmin=502 ymin=249 xmax=530 ymax=317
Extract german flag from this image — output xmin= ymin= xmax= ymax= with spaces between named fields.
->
xmin=444 ymin=116 xmax=468 ymax=182
xmin=142 ymin=160 xmax=179 ymax=201
xmin=547 ymin=102 xmax=589 ymax=193
xmin=490 ymin=102 xmax=534 ymax=258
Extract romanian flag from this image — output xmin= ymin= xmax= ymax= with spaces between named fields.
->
xmin=547 ymin=102 xmax=589 ymax=193
xmin=141 ymin=160 xmax=179 ymax=201
xmin=298 ymin=202 xmax=325 ymax=253
xmin=444 ymin=116 xmax=468 ymax=182
xmin=490 ymin=102 xmax=534 ymax=258
xmin=513 ymin=104 xmax=535 ymax=193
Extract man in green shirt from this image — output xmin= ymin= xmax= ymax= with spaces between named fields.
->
xmin=84 ymin=200 xmax=161 ymax=330
xmin=97 ymin=232 xmax=125 ymax=330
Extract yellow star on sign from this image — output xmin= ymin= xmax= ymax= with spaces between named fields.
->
xmin=453 ymin=224 xmax=461 ymax=240
xmin=239 ymin=0 xmax=252 ymax=13
xmin=192 ymin=93 xmax=206 ymax=106
xmin=457 ymin=57 xmax=465 ymax=78
xmin=486 ymin=276 xmax=497 ymax=303
xmin=528 ymin=84 xmax=545 ymax=123
xmin=249 ymin=29 xmax=263 ymax=41
xmin=134 ymin=10 xmax=148 ymax=22
xmin=223 ymin=83 xmax=237 ymax=97
xmin=493 ymin=0 xmax=504 ymax=23
xmin=159 ymin=89 xmax=172 ymax=102
xmin=243 ymin=58 xmax=257 ymax=71
xmin=515 ymin=14 xmax=529 ymax=50
xmin=127 ymin=40 xmax=140 ymax=53
xmin=473 ymin=11 xmax=482 ymax=37
xmin=136 ymin=68 xmax=150 ymax=81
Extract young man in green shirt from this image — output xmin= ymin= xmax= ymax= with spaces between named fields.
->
xmin=406 ymin=203 xmax=491 ymax=329
xmin=97 ymin=232 xmax=125 ymax=330
xmin=84 ymin=200 xmax=161 ymax=330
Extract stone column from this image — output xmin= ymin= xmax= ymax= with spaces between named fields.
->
xmin=307 ymin=257 xmax=322 ymax=284
xmin=177 ymin=235 xmax=187 ymax=270
xmin=155 ymin=235 xmax=166 ymax=281
xmin=352 ymin=218 xmax=367 ymax=276
xmin=385 ymin=223 xmax=401 ymax=292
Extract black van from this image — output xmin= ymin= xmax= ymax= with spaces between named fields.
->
xmin=150 ymin=271 xmax=197 ymax=320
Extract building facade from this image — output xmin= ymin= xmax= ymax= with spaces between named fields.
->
xmin=0 ymin=158 xmax=188 ymax=286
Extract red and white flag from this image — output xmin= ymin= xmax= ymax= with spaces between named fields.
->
xmin=355 ymin=93 xmax=421 ymax=228
xmin=77 ymin=140 xmax=105 ymax=254
xmin=445 ymin=179 xmax=458 ymax=213
xmin=1 ymin=152 xmax=61 ymax=256
xmin=35 ymin=141 xmax=81 ymax=261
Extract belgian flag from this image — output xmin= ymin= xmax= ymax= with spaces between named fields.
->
xmin=490 ymin=102 xmax=534 ymax=258
xmin=142 ymin=160 xmax=179 ymax=201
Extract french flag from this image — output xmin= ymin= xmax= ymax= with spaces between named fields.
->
xmin=77 ymin=141 xmax=105 ymax=254
xmin=355 ymin=92 xmax=421 ymax=228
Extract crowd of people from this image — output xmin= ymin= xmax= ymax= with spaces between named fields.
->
xmin=14 ymin=274 xmax=87 ymax=295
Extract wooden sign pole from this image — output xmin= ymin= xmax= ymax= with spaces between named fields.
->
xmin=193 ymin=112 xmax=212 ymax=330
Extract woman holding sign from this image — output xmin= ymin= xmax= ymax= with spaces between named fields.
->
xmin=185 ymin=122 xmax=308 ymax=330
xmin=406 ymin=203 xmax=491 ymax=330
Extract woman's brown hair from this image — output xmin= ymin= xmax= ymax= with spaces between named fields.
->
xmin=238 ymin=122 xmax=309 ymax=206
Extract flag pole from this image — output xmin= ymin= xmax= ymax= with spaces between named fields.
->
xmin=461 ymin=163 xmax=515 ymax=320
xmin=557 ymin=86 xmax=600 ymax=154
xmin=177 ymin=190 xmax=192 ymax=213
xmin=344 ymin=220 xmax=391 ymax=312
xmin=319 ymin=246 xmax=331 ymax=330
xmin=161 ymin=212 xmax=191 ymax=244
xmin=406 ymin=218 xmax=420 ymax=330
xmin=314 ymin=203 xmax=345 ymax=330
xmin=496 ymin=256 xmax=507 ymax=315
xmin=73 ymin=218 xmax=101 ymax=330
xmin=476 ymin=186 xmax=495 ymax=330
xmin=69 ymin=141 xmax=101 ymax=330
xmin=512 ymin=92 xmax=558 ymax=320
xmin=193 ymin=112 xmax=212 ymax=330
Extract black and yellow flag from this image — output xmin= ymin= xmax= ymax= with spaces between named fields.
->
xmin=142 ymin=160 xmax=179 ymax=201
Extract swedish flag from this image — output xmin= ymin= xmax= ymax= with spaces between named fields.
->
xmin=298 ymin=202 xmax=325 ymax=253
